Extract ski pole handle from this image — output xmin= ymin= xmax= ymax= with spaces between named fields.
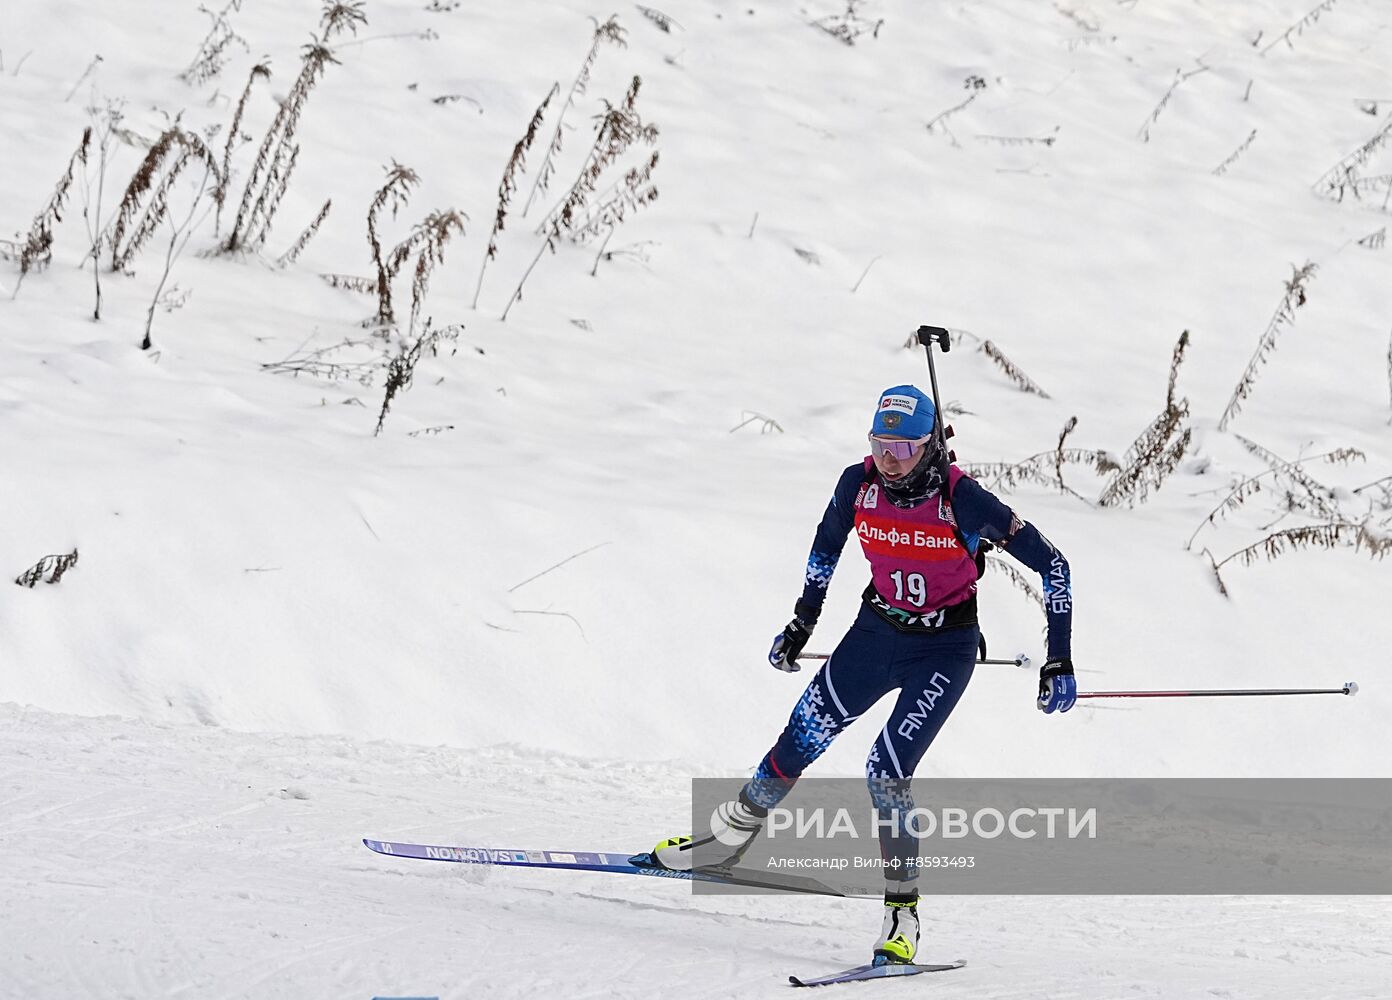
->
xmin=1077 ymin=682 xmax=1358 ymax=701
xmin=916 ymin=325 xmax=951 ymax=354
xmin=914 ymin=325 xmax=952 ymax=463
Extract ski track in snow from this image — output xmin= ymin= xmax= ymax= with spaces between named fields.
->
xmin=1 ymin=704 xmax=1388 ymax=999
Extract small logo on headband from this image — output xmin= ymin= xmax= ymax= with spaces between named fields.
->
xmin=879 ymin=394 xmax=917 ymax=414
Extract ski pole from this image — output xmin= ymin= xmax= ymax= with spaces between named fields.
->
xmin=914 ymin=325 xmax=952 ymax=460
xmin=803 ymin=652 xmax=1032 ymax=668
xmin=1076 ymin=682 xmax=1358 ymax=701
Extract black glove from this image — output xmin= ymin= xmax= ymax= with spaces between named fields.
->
xmin=768 ymin=602 xmax=819 ymax=673
xmin=1037 ymin=658 xmax=1077 ymax=714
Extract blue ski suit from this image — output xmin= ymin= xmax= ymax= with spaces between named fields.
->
xmin=743 ymin=460 xmax=1073 ymax=885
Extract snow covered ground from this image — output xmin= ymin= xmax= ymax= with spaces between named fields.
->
xmin=5 ymin=703 xmax=1391 ymax=999
xmin=2 ymin=0 xmax=1390 ymax=995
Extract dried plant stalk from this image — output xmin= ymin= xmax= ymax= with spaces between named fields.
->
xmin=1339 ymin=173 xmax=1392 ymax=204
xmin=217 ymin=61 xmax=271 ymax=234
xmin=473 ymin=83 xmax=558 ymax=308
xmin=1138 ymin=63 xmax=1209 ymax=142
xmin=14 ymin=549 xmax=80 ymax=587
xmin=1188 ymin=475 xmax=1268 ymax=549
xmin=64 ymin=55 xmax=103 ymax=104
xmin=963 ymin=430 xmax=1116 ymax=495
xmin=636 ymin=5 xmax=681 ymax=32
xmin=812 ymin=0 xmax=884 ymax=46
xmin=1213 ymin=129 xmax=1257 ymax=176
xmin=1098 ymin=415 xmax=1190 ymax=507
xmin=1234 ymin=435 xmax=1341 ymax=520
xmin=108 ymin=126 xmax=220 ymax=274
xmin=1054 ymin=416 xmax=1078 ymax=491
xmin=403 ymin=209 xmax=467 ymax=336
xmin=1196 ymin=444 xmax=1392 ymax=590
xmin=321 ymin=272 xmax=376 ymax=294
xmin=223 ymin=60 xmax=316 ymax=252
xmin=11 ymin=127 xmax=91 ymax=294
xmin=1164 ymin=327 xmax=1189 ymax=410
xmin=925 ymin=76 xmax=986 ymax=144
xmin=1261 ymin=0 xmax=1341 ymax=55
xmin=1218 ymin=263 xmax=1315 ymax=431
xmin=974 ymin=129 xmax=1059 ymax=147
xmin=520 ymin=15 xmax=626 ymax=219
xmin=79 ymin=103 xmax=124 ymax=320
xmin=179 ymin=0 xmax=248 ymax=85
xmin=505 ymin=75 xmax=659 ymax=320
xmin=1201 ymin=548 xmax=1230 ymax=597
xmin=142 ymin=158 xmax=217 ymax=350
xmin=1354 ymin=474 xmax=1392 ymax=507
xmin=538 ymin=75 xmax=657 ymax=234
xmin=362 ymin=174 xmax=464 ymax=335
xmin=277 ymin=198 xmax=331 ymax=267
xmin=375 ymin=320 xmax=460 ymax=436
xmin=1099 ymin=331 xmax=1191 ymax=507
xmin=366 ymin=161 xmax=420 ymax=327
xmin=1185 ymin=444 xmax=1363 ymax=550
xmin=1313 ymin=116 xmax=1392 ymax=201
xmin=110 ymin=128 xmax=186 ymax=270
xmin=262 ymin=337 xmax=377 ymax=384
xmin=963 ymin=457 xmax=1061 ymax=492
xmin=984 ymin=555 xmax=1045 ymax=615
xmin=570 ymin=150 xmax=660 ymax=249
xmin=222 ymin=2 xmax=362 ymax=253
xmin=980 ymin=339 xmax=1050 ymax=397
xmin=244 ymin=142 xmax=302 ymax=250
xmin=1216 ymin=520 xmax=1391 ymax=575
xmin=320 ymin=1 xmax=368 ymax=38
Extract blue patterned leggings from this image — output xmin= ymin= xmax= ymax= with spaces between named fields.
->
xmin=743 ymin=604 xmax=979 ymax=883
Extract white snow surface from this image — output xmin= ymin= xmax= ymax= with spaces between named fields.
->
xmin=1 ymin=0 xmax=1390 ymax=995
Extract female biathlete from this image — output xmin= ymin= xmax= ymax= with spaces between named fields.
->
xmin=653 ymin=384 xmax=1076 ymax=966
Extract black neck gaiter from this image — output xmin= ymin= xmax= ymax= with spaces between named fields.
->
xmin=881 ymin=440 xmax=947 ymax=509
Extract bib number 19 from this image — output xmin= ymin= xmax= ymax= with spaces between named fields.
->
xmin=890 ymin=570 xmax=928 ymax=607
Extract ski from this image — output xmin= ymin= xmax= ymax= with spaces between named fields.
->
xmin=362 ymin=839 xmax=844 ymax=896
xmin=789 ymin=959 xmax=966 ymax=988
